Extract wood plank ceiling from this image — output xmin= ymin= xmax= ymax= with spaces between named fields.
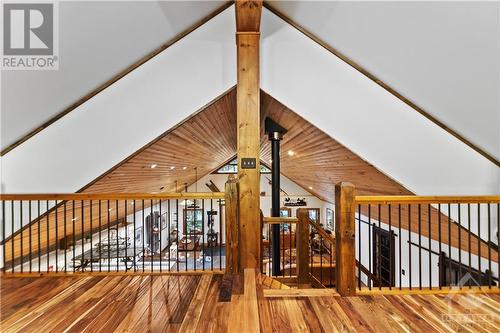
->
xmin=5 ymin=88 xmax=495 ymax=265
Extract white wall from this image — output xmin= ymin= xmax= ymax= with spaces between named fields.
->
xmin=1 ymin=1 xmax=226 ymax=150
xmin=0 ymin=5 xmax=236 ymax=193
xmin=268 ymin=1 xmax=500 ymax=161
xmin=261 ymin=7 xmax=500 ymax=196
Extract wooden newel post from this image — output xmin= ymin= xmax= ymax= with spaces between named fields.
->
xmin=225 ymin=179 xmax=239 ymax=274
xmin=296 ymin=209 xmax=310 ymax=288
xmin=335 ymin=182 xmax=356 ymax=296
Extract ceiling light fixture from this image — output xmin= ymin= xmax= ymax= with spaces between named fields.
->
xmin=287 ymin=150 xmax=295 ymax=156
xmin=150 ymin=164 xmax=157 ymax=169
xmin=308 ymin=186 xmax=313 ymax=190
xmin=170 ymin=166 xmax=175 ymax=170
xmin=183 ymin=166 xmax=187 ymax=170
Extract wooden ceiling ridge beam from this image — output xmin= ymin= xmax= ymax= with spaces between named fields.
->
xmin=0 ymin=1 xmax=234 ymax=157
xmin=262 ymin=2 xmax=500 ymax=168
xmin=235 ymin=0 xmax=263 ymax=32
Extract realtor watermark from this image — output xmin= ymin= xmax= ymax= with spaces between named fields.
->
xmin=442 ymin=273 xmax=495 ymax=329
xmin=1 ymin=1 xmax=59 ymax=70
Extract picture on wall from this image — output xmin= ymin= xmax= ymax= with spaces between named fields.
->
xmin=326 ymin=208 xmax=334 ymax=231
xmin=161 ymin=212 xmax=168 ymax=230
xmin=135 ymin=227 xmax=143 ymax=247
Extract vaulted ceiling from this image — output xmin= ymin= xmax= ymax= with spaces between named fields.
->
xmin=78 ymin=88 xmax=411 ymax=203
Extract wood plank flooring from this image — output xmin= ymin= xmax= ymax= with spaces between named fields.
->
xmin=1 ymin=272 xmax=499 ymax=332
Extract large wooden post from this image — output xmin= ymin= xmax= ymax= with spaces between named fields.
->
xmin=335 ymin=182 xmax=356 ymax=296
xmin=225 ymin=179 xmax=239 ymax=273
xmin=236 ymin=1 xmax=262 ymax=269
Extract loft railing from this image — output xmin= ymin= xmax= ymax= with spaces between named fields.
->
xmin=260 ymin=209 xmax=335 ymax=288
xmin=354 ymin=194 xmax=500 ymax=293
xmin=0 ymin=192 xmax=233 ymax=275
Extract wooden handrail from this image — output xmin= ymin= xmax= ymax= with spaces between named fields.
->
xmin=356 ymin=261 xmax=381 ymax=286
xmin=355 ymin=195 xmax=500 ymax=204
xmin=305 ymin=217 xmax=335 ymax=245
xmin=262 ymin=217 xmax=298 ymax=224
xmin=0 ymin=192 xmax=225 ymax=201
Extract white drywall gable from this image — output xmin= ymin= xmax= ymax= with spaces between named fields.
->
xmin=0 ymin=5 xmax=236 ymax=193
xmin=261 ymin=8 xmax=499 ymax=196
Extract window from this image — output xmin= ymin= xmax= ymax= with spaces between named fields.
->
xmin=215 ymin=158 xmax=271 ymax=174
xmin=305 ymin=208 xmax=320 ymax=224
xmin=184 ymin=209 xmax=203 ymax=235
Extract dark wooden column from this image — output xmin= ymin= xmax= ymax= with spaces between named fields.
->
xmin=335 ymin=182 xmax=356 ymax=296
xmin=236 ymin=1 xmax=262 ymax=269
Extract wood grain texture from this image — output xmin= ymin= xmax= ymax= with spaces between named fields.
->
xmin=3 ymin=273 xmax=499 ymax=332
xmin=237 ymin=32 xmax=261 ymax=269
xmin=235 ymin=0 xmax=263 ymax=32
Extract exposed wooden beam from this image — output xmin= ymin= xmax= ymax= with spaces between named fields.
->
xmin=236 ymin=1 xmax=262 ymax=269
xmin=235 ymin=0 xmax=263 ymax=32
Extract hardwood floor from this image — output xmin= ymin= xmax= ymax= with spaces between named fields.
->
xmin=1 ymin=272 xmax=499 ymax=332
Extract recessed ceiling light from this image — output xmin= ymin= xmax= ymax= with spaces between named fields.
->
xmin=150 ymin=164 xmax=157 ymax=169
xmin=108 ymin=208 xmax=112 ymax=212
xmin=269 ymin=159 xmax=273 ymax=163
xmin=287 ymin=150 xmax=295 ymax=156
xmin=182 ymin=166 xmax=187 ymax=170
xmin=130 ymin=202 xmax=134 ymax=205
xmin=72 ymin=217 xmax=78 ymax=221
xmin=308 ymin=186 xmax=313 ymax=190
xmin=170 ymin=166 xmax=175 ymax=170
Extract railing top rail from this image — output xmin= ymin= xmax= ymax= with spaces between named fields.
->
xmin=354 ymin=195 xmax=500 ymax=204
xmin=263 ymin=217 xmax=299 ymax=224
xmin=0 ymin=192 xmax=225 ymax=201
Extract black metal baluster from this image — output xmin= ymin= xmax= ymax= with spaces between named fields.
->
xmin=438 ymin=204 xmax=442 ymax=289
xmin=38 ymin=201 xmax=41 ymax=273
xmin=90 ymin=200 xmax=93 ymax=273
xmin=458 ymin=204 xmax=462 ymax=289
xmin=28 ymin=201 xmax=32 ymax=273
xmin=11 ymin=201 xmax=14 ymax=273
xmin=176 ymin=199 xmax=179 ymax=272
xmin=282 ymin=219 xmax=285 ymax=278
xmin=150 ymin=200 xmax=153 ymax=272
xmin=72 ymin=201 xmax=76 ymax=273
xmin=211 ymin=198 xmax=214 ymax=271
xmin=448 ymin=203 xmax=451 ymax=286
xmin=219 ymin=199 xmax=222 ymax=271
xmin=64 ymin=202 xmax=67 ymax=273
xmin=468 ymin=203 xmax=472 ymax=288
xmin=368 ymin=205 xmax=372 ymax=290
xmin=194 ymin=199 xmax=198 ymax=272
xmin=388 ymin=204 xmax=392 ymax=289
xmin=117 ymin=200 xmax=120 ymax=272
xmin=108 ymin=200 xmax=111 ymax=272
xmin=428 ymin=204 xmax=431 ymax=289
xmin=167 ymin=199 xmax=170 ymax=272
xmin=46 ymin=200 xmax=49 ymax=272
xmin=497 ymin=204 xmax=499 ymax=283
xmin=408 ymin=204 xmax=412 ymax=289
xmin=159 ymin=199 xmax=162 ymax=273
xmin=133 ymin=200 xmax=136 ymax=272
xmin=99 ymin=200 xmax=102 ymax=273
xmin=398 ymin=204 xmax=402 ymax=290
xmin=55 ymin=201 xmax=58 ymax=273
xmin=377 ymin=204 xmax=381 ymax=290
xmin=20 ymin=200 xmax=23 ymax=273
xmin=142 ymin=200 xmax=145 ymax=272
xmin=29 ymin=201 xmax=32 ymax=273
xmin=358 ymin=205 xmax=361 ymax=290
xmin=201 ymin=199 xmax=205 ymax=272
xmin=487 ymin=203 xmax=491 ymax=288
xmin=81 ymin=200 xmax=85 ymax=271
xmin=477 ymin=203 xmax=481 ymax=280
xmin=418 ymin=204 xmax=422 ymax=290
